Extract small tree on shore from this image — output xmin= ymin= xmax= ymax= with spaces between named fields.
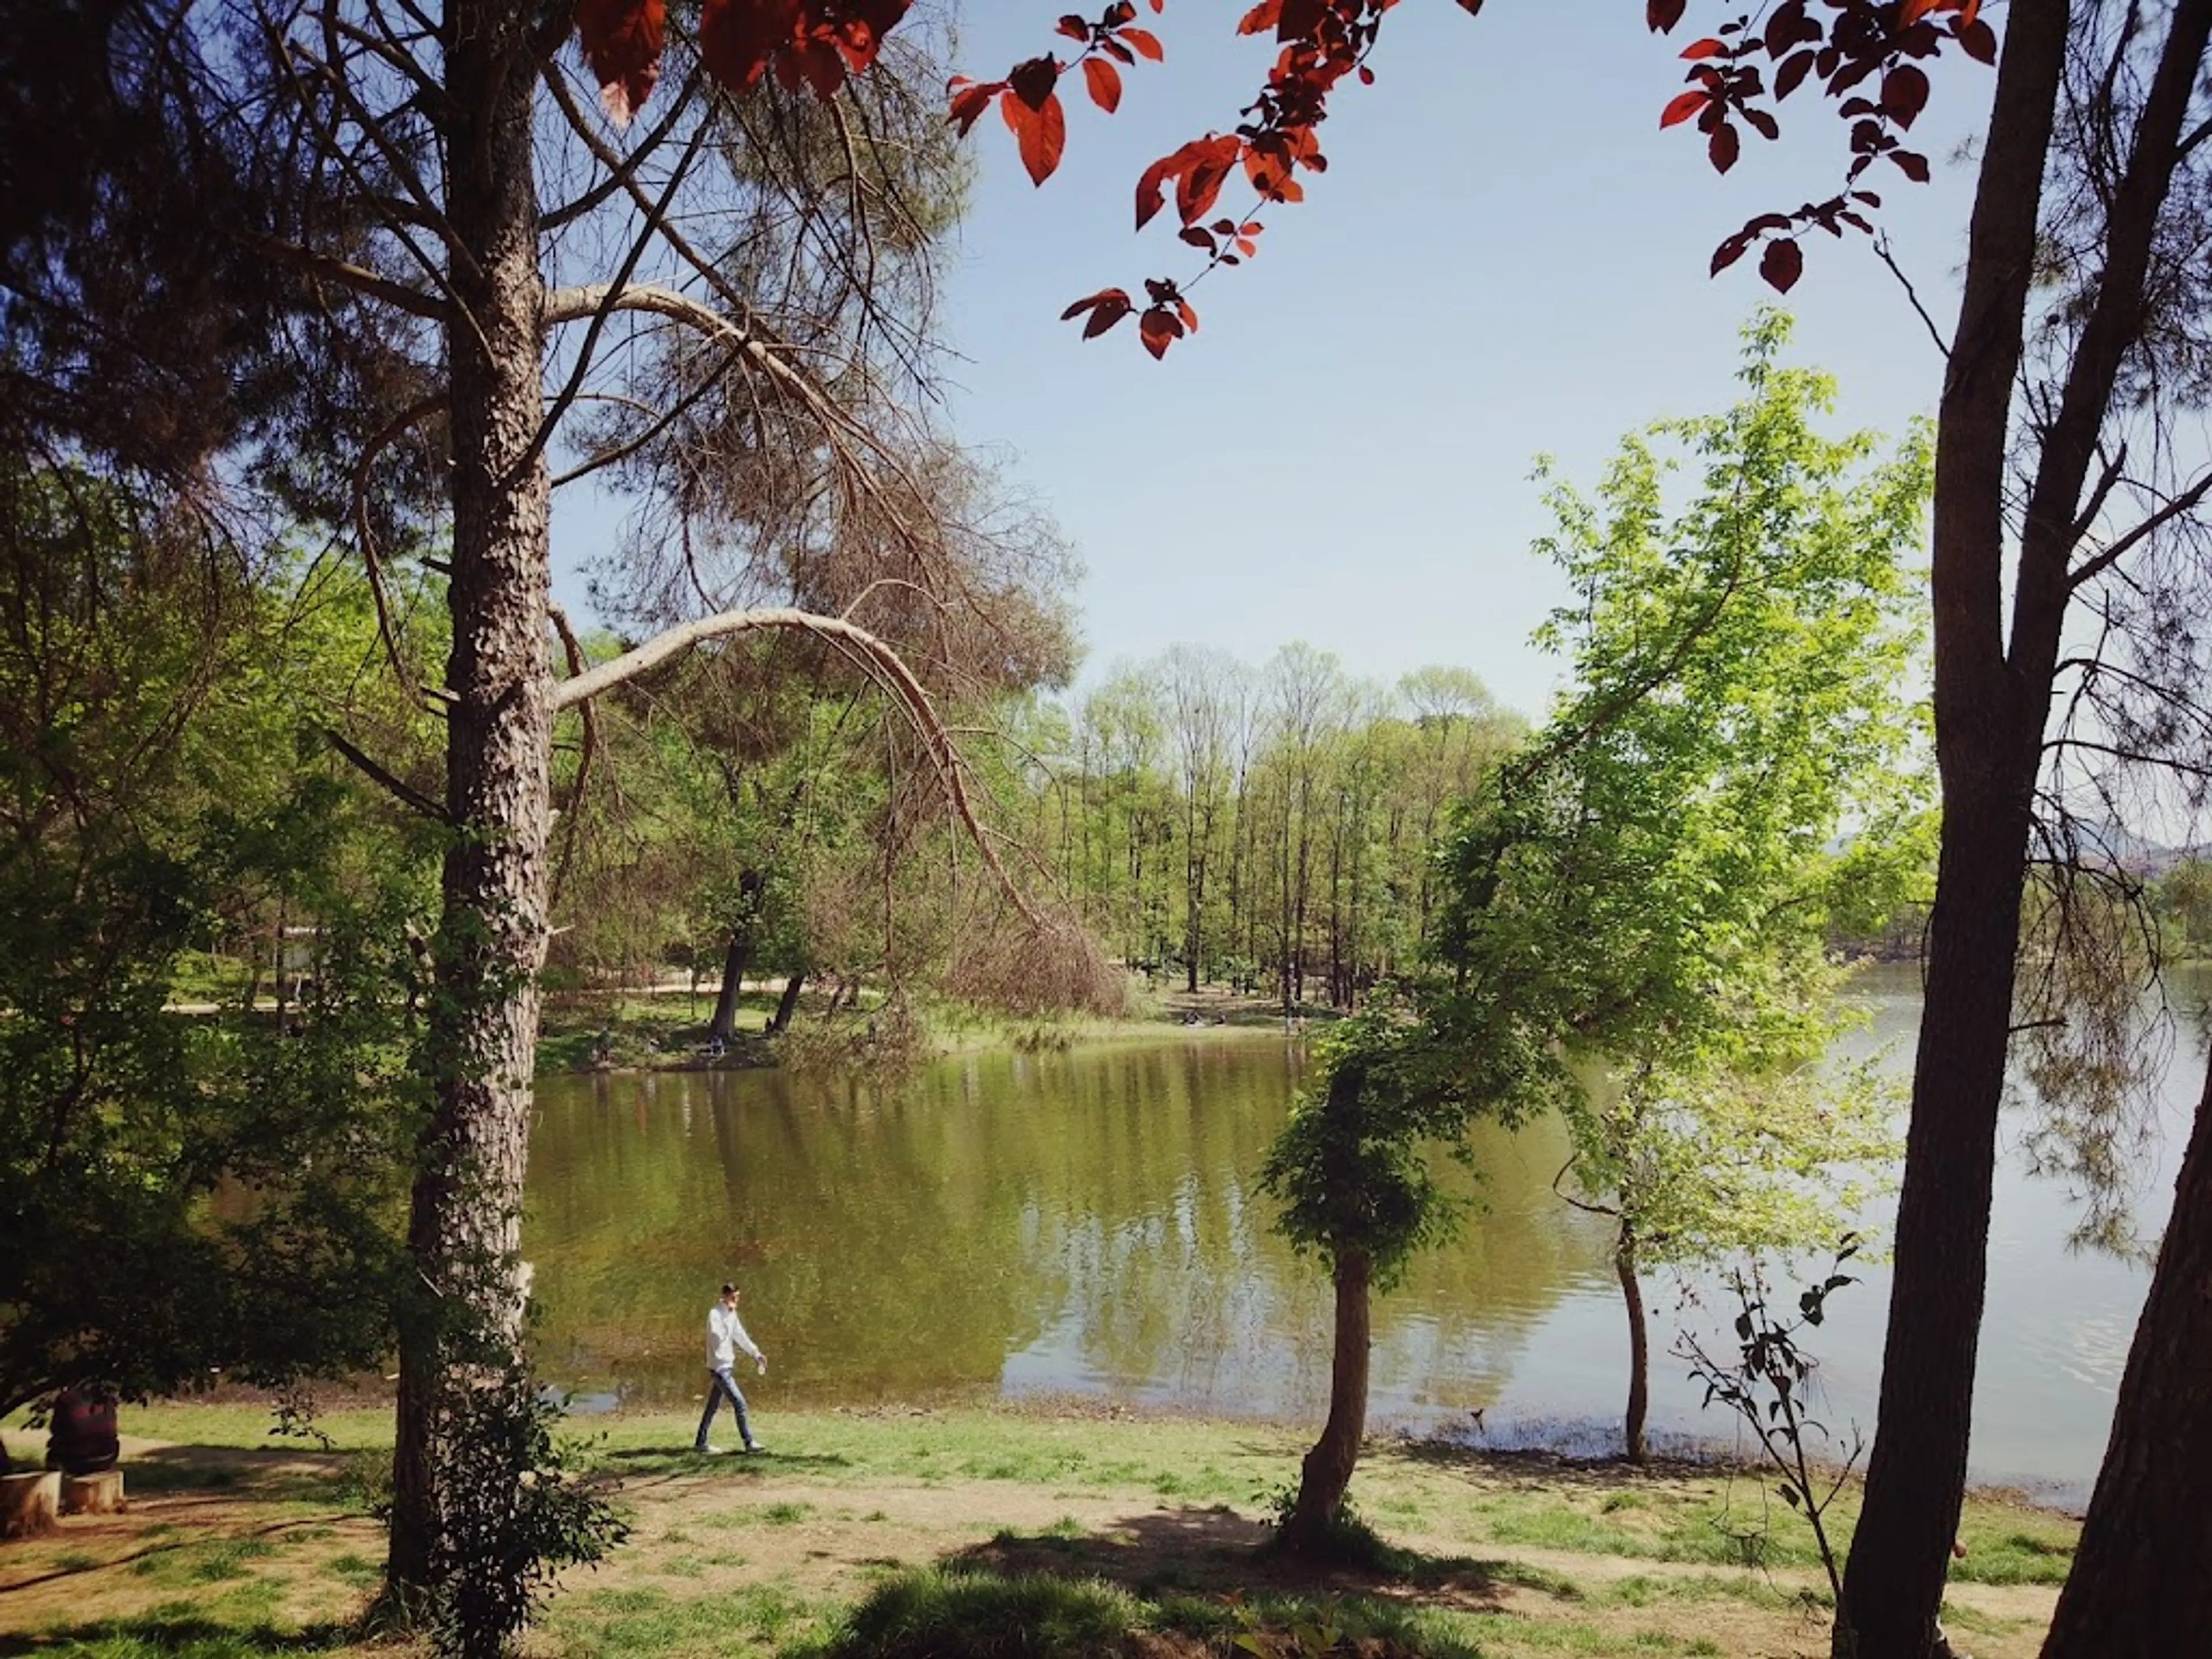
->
xmin=1262 ymin=317 xmax=1927 ymax=1542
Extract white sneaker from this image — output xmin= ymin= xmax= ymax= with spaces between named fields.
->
xmin=694 ymin=1444 xmax=729 ymax=1456
xmin=743 ymin=1443 xmax=767 ymax=1455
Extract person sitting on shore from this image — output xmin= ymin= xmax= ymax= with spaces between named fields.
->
xmin=46 ymin=1385 xmax=120 ymax=1476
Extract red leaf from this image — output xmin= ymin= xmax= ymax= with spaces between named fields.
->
xmin=1233 ymin=237 xmax=1257 ymax=257
xmin=1138 ymin=307 xmax=1184 ymax=359
xmin=1646 ymin=0 xmax=1687 ymax=32
xmin=1660 ymin=89 xmax=1709 ymax=128
xmin=1009 ymin=54 xmax=1058 ymax=111
xmin=1275 ymin=0 xmax=1325 ymax=42
xmin=1176 ymin=297 xmax=1199 ymax=333
xmin=1238 ymin=0 xmax=1282 ymax=35
xmin=1062 ymin=287 xmax=1134 ymax=339
xmin=947 ymin=78 xmax=1002 ymax=136
xmin=778 ymin=36 xmax=844 ymax=99
xmin=1135 ymin=153 xmax=1174 ymax=229
xmin=575 ymin=0 xmax=664 ymax=126
xmin=698 ymin=0 xmax=787 ymax=95
xmin=1957 ymin=18 xmax=1997 ymax=62
xmin=1709 ymin=122 xmax=1740 ymax=174
xmin=1710 ymin=234 xmax=1752 ymax=276
xmin=1055 ymin=13 xmax=1089 ymax=41
xmin=1119 ymin=26 xmax=1164 ymax=60
xmin=1003 ymin=89 xmax=1067 ymax=185
xmin=1880 ymin=63 xmax=1930 ymax=126
xmin=1759 ymin=237 xmax=1803 ymax=293
xmin=1775 ymin=48 xmax=1816 ymax=100
xmin=1889 ymin=148 xmax=1931 ymax=182
xmin=1083 ymin=55 xmax=1122 ymax=113
xmin=1900 ymin=0 xmax=1946 ymax=24
xmin=1179 ymin=226 xmax=1216 ymax=250
xmin=1179 ymin=142 xmax=1237 ymax=225
xmin=1679 ymin=36 xmax=1726 ymax=59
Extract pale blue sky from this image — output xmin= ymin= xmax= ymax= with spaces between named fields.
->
xmin=932 ymin=3 xmax=1987 ymax=718
xmin=559 ymin=4 xmax=1995 ymax=721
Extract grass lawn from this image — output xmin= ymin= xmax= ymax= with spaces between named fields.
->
xmin=0 ymin=1402 xmax=2072 ymax=1659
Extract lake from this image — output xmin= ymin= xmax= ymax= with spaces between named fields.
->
xmin=524 ymin=966 xmax=2206 ymax=1507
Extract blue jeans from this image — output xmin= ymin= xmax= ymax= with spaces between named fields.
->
xmin=695 ymin=1366 xmax=755 ymax=1449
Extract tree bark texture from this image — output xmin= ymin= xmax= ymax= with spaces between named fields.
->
xmin=2040 ymin=1055 xmax=2212 ymax=1655
xmin=1281 ymin=1248 xmax=1370 ymax=1552
xmin=1843 ymin=0 xmax=2212 ymax=1647
xmin=1617 ymin=1229 xmax=1649 ymax=1465
xmin=1835 ymin=6 xmax=2070 ymax=1652
xmin=388 ymin=0 xmax=554 ymax=1599
xmin=708 ymin=869 xmax=767 ymax=1042
xmin=769 ymin=969 xmax=805 ymax=1035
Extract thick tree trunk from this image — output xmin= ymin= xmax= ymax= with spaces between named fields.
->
xmin=1841 ymin=0 xmax=2212 ymax=1648
xmin=387 ymin=0 xmax=552 ymax=1602
xmin=707 ymin=869 xmax=766 ymax=1043
xmin=1835 ymin=787 xmax=2029 ymax=1655
xmin=1832 ymin=7 xmax=2062 ymax=1650
xmin=2040 ymin=1061 xmax=2212 ymax=1655
xmin=768 ymin=969 xmax=806 ymax=1034
xmin=1280 ymin=1249 xmax=1370 ymax=1552
xmin=1617 ymin=1228 xmax=1648 ymax=1465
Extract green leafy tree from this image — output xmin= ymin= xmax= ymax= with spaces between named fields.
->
xmin=1520 ymin=332 xmax=1927 ymax=1461
xmin=1264 ymin=317 xmax=1929 ymax=1544
xmin=0 ymin=461 xmax=425 ymax=1421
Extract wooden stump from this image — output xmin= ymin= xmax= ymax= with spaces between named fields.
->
xmin=1 ymin=1471 xmax=60 ymax=1539
xmin=61 ymin=1469 xmax=125 ymax=1516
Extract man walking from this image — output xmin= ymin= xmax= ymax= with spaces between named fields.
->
xmin=695 ymin=1281 xmax=768 ymax=1455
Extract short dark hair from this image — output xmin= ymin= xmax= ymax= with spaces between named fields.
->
xmin=720 ymin=1282 xmax=737 ymax=1296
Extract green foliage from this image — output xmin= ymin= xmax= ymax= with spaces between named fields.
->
xmin=421 ymin=1365 xmax=630 ymax=1659
xmin=1427 ymin=315 xmax=1925 ymax=1283
xmin=1258 ymin=1009 xmax=1471 ymax=1286
xmin=0 ymin=461 xmax=431 ymax=1416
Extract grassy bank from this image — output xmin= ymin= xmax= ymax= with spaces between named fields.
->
xmin=535 ymin=982 xmax=1315 ymax=1077
xmin=0 ymin=1402 xmax=2074 ymax=1658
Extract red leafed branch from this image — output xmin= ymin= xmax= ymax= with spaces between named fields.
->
xmin=1009 ymin=0 xmax=1464 ymax=357
xmin=566 ymin=0 xmax=1988 ymax=357
xmin=577 ymin=0 xmax=915 ymax=125
xmin=1649 ymin=0 xmax=1997 ymax=293
xmin=946 ymin=1 xmax=1170 ymax=188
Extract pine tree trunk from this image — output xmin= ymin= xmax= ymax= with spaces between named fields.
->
xmin=2039 ymin=1063 xmax=2212 ymax=1655
xmin=387 ymin=0 xmax=552 ymax=1601
xmin=1841 ymin=0 xmax=2212 ymax=1647
xmin=1280 ymin=1248 xmax=1370 ymax=1553
xmin=1617 ymin=1228 xmax=1648 ymax=1465
xmin=1832 ymin=5 xmax=2059 ymax=1647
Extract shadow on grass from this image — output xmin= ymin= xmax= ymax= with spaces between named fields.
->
xmin=1378 ymin=1435 xmax=1728 ymax=1493
xmin=120 ymin=1445 xmax=352 ymax=1507
xmin=948 ymin=1505 xmax=1579 ymax=1614
xmin=599 ymin=1448 xmax=851 ymax=1478
xmin=0 ymin=1616 xmax=354 ymax=1658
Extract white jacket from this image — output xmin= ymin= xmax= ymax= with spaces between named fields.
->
xmin=707 ymin=1302 xmax=763 ymax=1369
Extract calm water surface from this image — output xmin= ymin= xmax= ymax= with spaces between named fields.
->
xmin=526 ymin=967 xmax=2206 ymax=1506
